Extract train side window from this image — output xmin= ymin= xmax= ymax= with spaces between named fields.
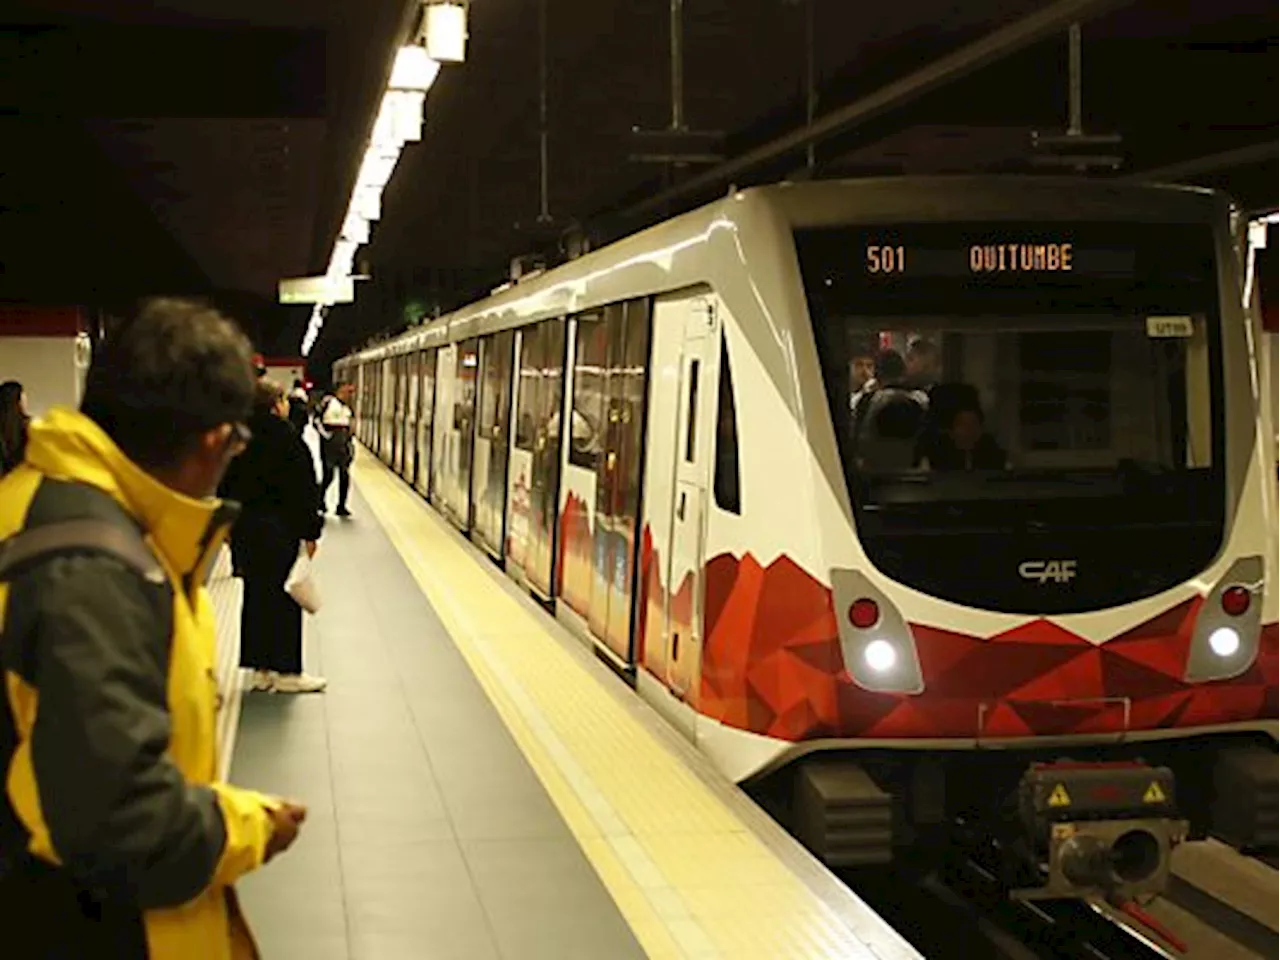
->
xmin=713 ymin=335 xmax=741 ymax=514
xmin=684 ymin=359 xmax=700 ymax=462
xmin=569 ymin=311 xmax=608 ymax=469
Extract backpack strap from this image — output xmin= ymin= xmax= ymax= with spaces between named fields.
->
xmin=0 ymin=519 xmax=164 ymax=585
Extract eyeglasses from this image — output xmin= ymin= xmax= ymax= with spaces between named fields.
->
xmin=229 ymin=422 xmax=252 ymax=454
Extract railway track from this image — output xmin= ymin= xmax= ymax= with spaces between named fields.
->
xmin=845 ymin=839 xmax=1278 ymax=960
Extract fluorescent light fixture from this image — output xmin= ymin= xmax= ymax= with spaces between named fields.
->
xmin=329 ymin=239 xmax=358 ymax=278
xmin=371 ymin=102 xmax=398 ymax=151
xmin=353 ymin=186 xmax=382 ymax=222
xmin=301 ymin=305 xmax=325 ymax=356
xmin=357 ymin=150 xmax=398 ymax=189
xmin=390 ymin=90 xmax=425 ymax=142
xmin=423 ymin=2 xmax=467 ymax=63
xmin=301 ymin=4 xmax=468 ymax=351
xmin=341 ymin=212 xmax=370 ymax=245
xmin=370 ymin=92 xmax=424 ymax=150
xmin=389 ymin=44 xmax=441 ymax=92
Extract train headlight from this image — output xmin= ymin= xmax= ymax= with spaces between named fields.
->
xmin=1208 ymin=627 xmax=1241 ymax=658
xmin=863 ymin=639 xmax=898 ymax=672
xmin=1185 ymin=556 xmax=1263 ymax=683
xmin=831 ymin=569 xmax=924 ymax=695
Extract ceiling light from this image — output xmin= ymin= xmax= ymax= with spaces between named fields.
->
xmin=389 ymin=44 xmax=441 ymax=92
xmin=357 ymin=150 xmax=398 ymax=189
xmin=390 ymin=90 xmax=425 ymax=142
xmin=341 ymin=213 xmax=369 ymax=245
xmin=422 ymin=2 xmax=468 ymax=63
xmin=353 ymin=186 xmax=382 ymax=222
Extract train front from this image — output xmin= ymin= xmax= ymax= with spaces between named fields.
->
xmin=762 ymin=178 xmax=1277 ymax=903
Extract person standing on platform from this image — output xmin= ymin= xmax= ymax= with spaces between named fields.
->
xmin=227 ymin=357 xmax=274 ymax=577
xmin=0 ymin=380 xmax=30 ymax=477
xmin=286 ymin=379 xmax=309 ymax=434
xmin=220 ymin=379 xmax=326 ymax=694
xmin=0 ymin=298 xmax=306 ymax=959
xmin=316 ymin=382 xmax=356 ymax=518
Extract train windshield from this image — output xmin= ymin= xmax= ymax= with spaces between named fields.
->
xmin=795 ymin=221 xmax=1226 ymax=615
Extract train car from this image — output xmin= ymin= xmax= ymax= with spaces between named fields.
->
xmin=335 ymin=177 xmax=1277 ymax=903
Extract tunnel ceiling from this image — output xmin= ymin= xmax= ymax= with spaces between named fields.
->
xmin=2 ymin=0 xmax=1274 ymax=354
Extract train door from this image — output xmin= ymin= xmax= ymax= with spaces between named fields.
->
xmin=362 ymin=365 xmax=372 ymax=449
xmin=354 ymin=364 xmax=365 ymax=445
xmin=472 ymin=330 xmax=515 ymax=558
xmin=354 ymin=364 xmax=365 ymax=444
xmin=560 ymin=301 xmax=651 ymax=665
xmin=457 ymin=339 xmax=479 ymax=528
xmin=363 ymin=364 xmax=371 ymax=447
xmin=639 ymin=293 xmax=717 ymax=701
xmin=391 ymin=355 xmax=403 ymax=474
xmin=368 ymin=363 xmax=377 ymax=446
xmin=397 ymin=354 xmax=409 ymax=476
xmin=433 ymin=339 xmax=479 ymax=529
xmin=387 ymin=356 xmax=398 ymax=468
xmin=405 ymin=350 xmax=420 ymax=484
xmin=430 ymin=345 xmax=454 ymax=514
xmin=505 ymin=319 xmax=566 ymax=598
xmin=379 ymin=358 xmax=394 ymax=462
xmin=400 ymin=352 xmax=415 ymax=479
xmin=369 ymin=362 xmax=379 ymax=452
xmin=416 ymin=348 xmax=436 ymax=497
xmin=399 ymin=353 xmax=412 ymax=477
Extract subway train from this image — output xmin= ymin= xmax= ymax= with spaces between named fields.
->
xmin=335 ymin=177 xmax=1277 ymax=901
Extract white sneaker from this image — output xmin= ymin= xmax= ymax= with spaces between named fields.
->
xmin=272 ymin=673 xmax=327 ymax=694
xmin=247 ymin=669 xmax=276 ymax=692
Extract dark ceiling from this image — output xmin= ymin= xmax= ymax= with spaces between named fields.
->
xmin=2 ymin=0 xmax=1275 ymax=364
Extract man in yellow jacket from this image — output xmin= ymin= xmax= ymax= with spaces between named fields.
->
xmin=0 ymin=299 xmax=307 ymax=958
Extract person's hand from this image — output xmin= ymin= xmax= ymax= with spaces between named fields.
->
xmin=304 ymin=540 xmax=318 ymax=559
xmin=263 ymin=800 xmax=307 ymax=863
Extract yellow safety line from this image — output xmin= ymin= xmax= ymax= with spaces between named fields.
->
xmin=352 ymin=453 xmax=881 ymax=960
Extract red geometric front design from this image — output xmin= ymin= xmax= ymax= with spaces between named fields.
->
xmin=699 ymin=551 xmax=1279 ymax=742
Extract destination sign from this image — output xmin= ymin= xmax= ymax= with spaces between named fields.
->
xmin=860 ymin=238 xmax=1135 ymax=280
xmin=795 ymin=221 xmax=1220 ymax=308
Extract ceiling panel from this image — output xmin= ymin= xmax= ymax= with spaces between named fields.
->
xmin=87 ymin=118 xmax=328 ymax=293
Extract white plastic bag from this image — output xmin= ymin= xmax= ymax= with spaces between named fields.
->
xmin=285 ymin=550 xmax=322 ymax=614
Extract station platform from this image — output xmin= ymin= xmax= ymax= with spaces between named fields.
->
xmin=218 ymin=444 xmax=921 ymax=960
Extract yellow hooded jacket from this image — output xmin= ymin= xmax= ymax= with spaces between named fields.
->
xmin=0 ymin=408 xmax=278 ymax=958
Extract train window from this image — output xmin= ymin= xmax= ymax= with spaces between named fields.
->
xmin=1018 ymin=331 xmax=1111 ymax=452
xmin=684 ymin=359 xmax=700 ymax=462
xmin=795 ymin=220 xmax=1226 ymax=615
xmin=569 ymin=311 xmax=608 ymax=469
xmin=713 ymin=335 xmax=740 ymax=514
xmin=514 ymin=332 xmax=539 ymax=451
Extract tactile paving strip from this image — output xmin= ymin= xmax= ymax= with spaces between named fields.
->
xmin=353 ymin=453 xmax=911 ymax=960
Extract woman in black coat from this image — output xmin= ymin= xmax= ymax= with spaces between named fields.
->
xmin=0 ymin=380 xmax=30 ymax=477
xmin=220 ymin=379 xmax=326 ymax=694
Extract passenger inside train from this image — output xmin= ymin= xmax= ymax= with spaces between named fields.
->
xmin=832 ymin=318 xmax=1214 ymax=488
xmin=915 ymin=383 xmax=1010 ymax=472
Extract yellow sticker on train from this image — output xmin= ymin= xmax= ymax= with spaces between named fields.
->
xmin=1143 ymin=781 xmax=1167 ymax=804
xmin=1048 ymin=784 xmax=1071 ymax=807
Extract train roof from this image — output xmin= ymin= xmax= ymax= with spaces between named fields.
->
xmin=338 ymin=175 xmax=1229 ymax=366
